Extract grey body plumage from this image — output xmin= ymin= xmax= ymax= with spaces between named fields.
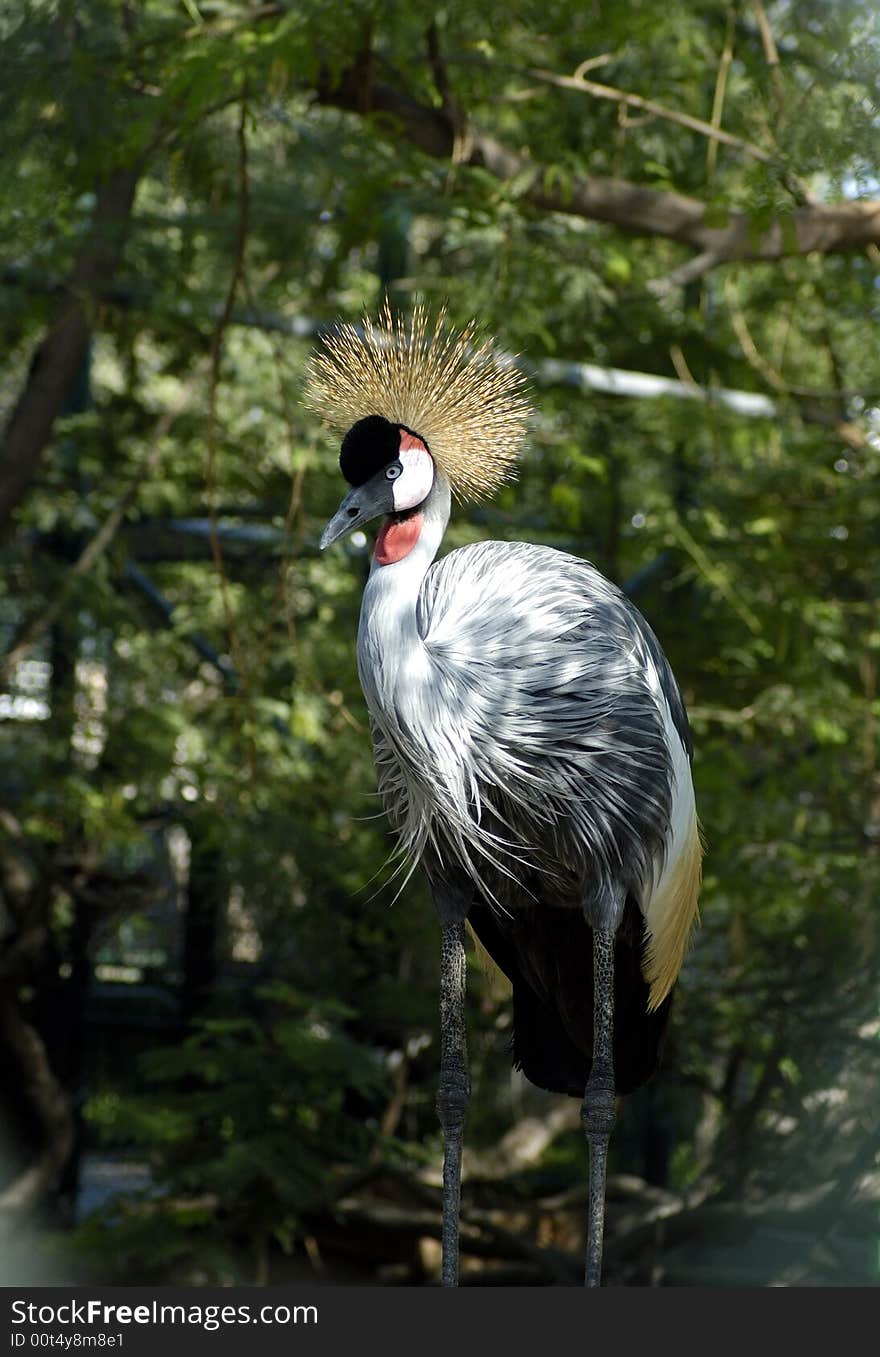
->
xmin=362 ymin=483 xmax=682 ymax=933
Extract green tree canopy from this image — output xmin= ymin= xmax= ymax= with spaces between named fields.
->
xmin=1 ymin=0 xmax=878 ymax=1286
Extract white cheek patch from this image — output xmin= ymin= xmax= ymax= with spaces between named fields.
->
xmin=392 ymin=441 xmax=435 ymax=511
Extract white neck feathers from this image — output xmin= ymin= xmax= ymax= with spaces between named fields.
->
xmin=356 ymin=475 xmax=451 ymax=720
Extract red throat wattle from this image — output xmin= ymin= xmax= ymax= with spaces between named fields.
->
xmin=375 ymin=513 xmax=423 ymax=565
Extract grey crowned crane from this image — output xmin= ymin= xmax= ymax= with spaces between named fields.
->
xmin=308 ymin=305 xmax=702 ymax=1287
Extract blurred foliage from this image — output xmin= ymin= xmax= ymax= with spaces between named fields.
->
xmin=1 ymin=0 xmax=879 ymax=1284
xmin=76 ymin=983 xmax=384 ymax=1283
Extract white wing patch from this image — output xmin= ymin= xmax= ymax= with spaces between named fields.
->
xmin=640 ymin=655 xmax=702 ymax=1009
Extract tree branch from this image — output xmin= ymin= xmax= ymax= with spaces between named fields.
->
xmin=316 ymin=66 xmax=880 ymax=276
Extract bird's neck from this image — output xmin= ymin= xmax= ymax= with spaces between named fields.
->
xmin=357 ymin=474 xmax=451 ymax=716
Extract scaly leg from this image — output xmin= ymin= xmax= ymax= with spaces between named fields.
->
xmin=436 ymin=919 xmax=469 ymax=1287
xmin=582 ymin=924 xmax=616 ymax=1287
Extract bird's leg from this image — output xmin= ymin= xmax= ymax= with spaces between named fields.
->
xmin=436 ymin=918 xmax=469 ymax=1287
xmin=582 ymin=923 xmax=616 ymax=1287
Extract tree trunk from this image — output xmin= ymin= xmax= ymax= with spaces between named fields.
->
xmin=0 ymin=988 xmax=76 ymax=1217
xmin=0 ymin=167 xmax=140 ymax=535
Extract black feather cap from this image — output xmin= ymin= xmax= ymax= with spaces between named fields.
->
xmin=339 ymin=415 xmax=402 ymax=487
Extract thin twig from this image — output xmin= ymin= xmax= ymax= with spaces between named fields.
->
xmin=426 ymin=22 xmax=471 ymax=176
xmin=525 ymin=65 xmax=773 ymax=164
xmin=750 ymin=0 xmax=786 ymax=113
xmin=724 ymin=282 xmax=872 ymax=451
xmin=725 ymin=291 xmax=788 ymax=392
xmin=573 ymin=54 xmax=614 ymax=80
xmin=180 ymin=2 xmax=283 ymax=43
xmin=706 ymin=9 xmax=736 ymax=181
xmin=239 ymin=273 xmax=307 ymax=665
xmin=669 ymin=345 xmax=700 ymax=388
xmin=648 ymin=249 xmax=724 ymax=296
xmin=669 ymin=518 xmax=762 ymax=634
xmin=206 ymin=94 xmax=251 ymax=695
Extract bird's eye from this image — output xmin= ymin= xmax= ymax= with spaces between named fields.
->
xmin=385 ymin=463 xmax=403 ymax=480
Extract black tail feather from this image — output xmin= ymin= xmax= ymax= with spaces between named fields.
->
xmin=468 ymin=897 xmax=672 ymax=1098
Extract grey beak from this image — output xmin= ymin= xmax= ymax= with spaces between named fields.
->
xmin=320 ymin=498 xmax=362 ymax=550
xmin=319 ymin=480 xmax=391 ymax=550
